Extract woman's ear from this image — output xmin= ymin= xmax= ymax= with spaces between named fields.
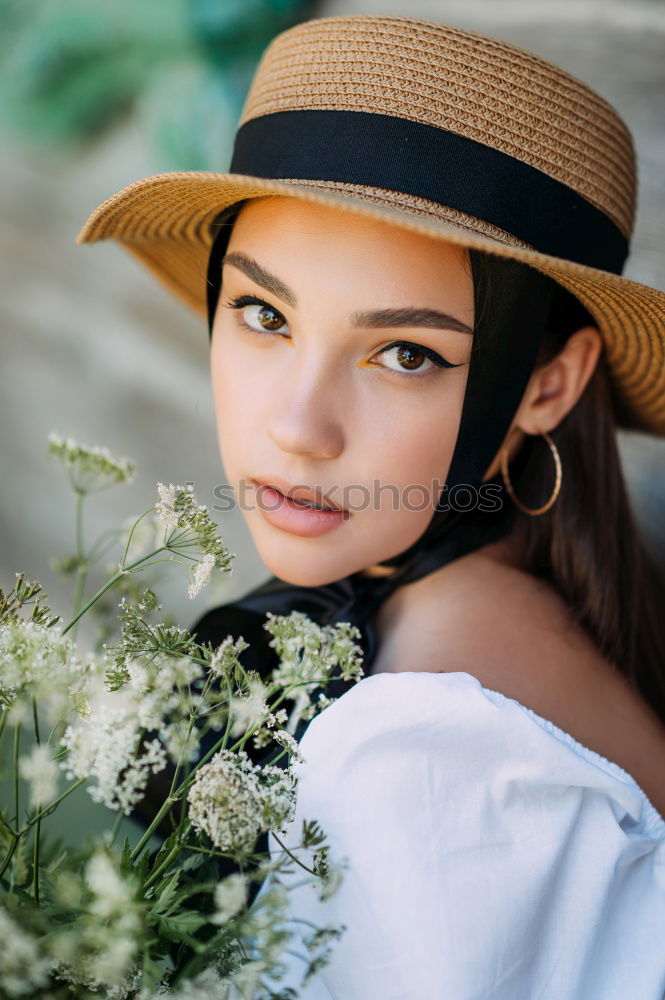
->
xmin=512 ymin=325 xmax=603 ymax=436
xmin=482 ymin=325 xmax=603 ymax=480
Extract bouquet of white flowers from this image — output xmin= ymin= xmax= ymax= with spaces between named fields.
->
xmin=0 ymin=434 xmax=365 ymax=999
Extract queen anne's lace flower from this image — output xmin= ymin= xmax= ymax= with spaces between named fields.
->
xmin=19 ymin=743 xmax=59 ymax=809
xmin=228 ymin=674 xmax=271 ymax=738
xmin=272 ymin=728 xmax=305 ymax=764
xmin=126 ymin=653 xmax=202 ymax=725
xmin=85 ymin=850 xmax=136 ymax=920
xmin=251 ymin=706 xmax=290 ymax=750
xmin=188 ymin=553 xmax=216 ymax=599
xmin=51 ymin=849 xmax=143 ymax=992
xmin=47 ymin=431 xmax=135 ymax=490
xmin=263 ymin=611 xmax=364 ymax=733
xmin=138 ymin=967 xmax=229 ymax=1000
xmin=0 ymin=905 xmax=53 ymax=997
xmin=187 ymin=749 xmax=297 ymax=854
xmin=154 ymin=482 xmax=234 ymax=562
xmin=208 ymin=634 xmax=250 ymax=679
xmin=121 ymin=650 xmax=207 ymax=762
xmin=155 ymin=481 xmax=182 ymax=534
xmin=61 ymin=705 xmax=167 ymax=814
xmin=0 ymin=618 xmax=90 ymax=722
xmin=211 ymin=873 xmax=249 ymax=925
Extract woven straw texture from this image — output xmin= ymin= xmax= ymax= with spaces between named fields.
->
xmin=77 ymin=15 xmax=665 ymax=436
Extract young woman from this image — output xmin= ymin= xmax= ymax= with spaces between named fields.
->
xmin=79 ymin=14 xmax=665 ymax=997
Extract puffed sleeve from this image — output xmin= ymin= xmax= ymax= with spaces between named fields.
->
xmin=263 ymin=671 xmax=665 ymax=1000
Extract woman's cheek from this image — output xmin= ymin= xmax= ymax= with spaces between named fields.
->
xmin=211 ymin=346 xmax=256 ymax=485
xmin=383 ymin=400 xmax=464 ymax=499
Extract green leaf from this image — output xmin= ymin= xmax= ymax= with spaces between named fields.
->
xmin=156 ymin=910 xmax=209 ymax=942
xmin=150 ymin=869 xmax=181 ymax=916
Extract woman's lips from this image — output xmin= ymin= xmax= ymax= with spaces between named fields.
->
xmin=250 ymin=480 xmax=348 ymax=537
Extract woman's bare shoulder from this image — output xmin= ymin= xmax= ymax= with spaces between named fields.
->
xmin=379 ymin=538 xmax=600 ymax=681
xmin=372 ymin=540 xmax=665 ymax=809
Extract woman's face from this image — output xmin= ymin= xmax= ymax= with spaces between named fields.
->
xmin=210 ymin=196 xmax=474 ymax=586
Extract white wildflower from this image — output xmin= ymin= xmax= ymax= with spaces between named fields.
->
xmin=0 ymin=905 xmax=52 ymax=997
xmin=138 ymin=967 xmax=231 ymax=1000
xmin=187 ymin=749 xmax=297 ymax=854
xmin=188 ymin=553 xmax=216 ymax=599
xmin=225 ymin=959 xmax=265 ymax=998
xmin=188 ymin=750 xmax=265 ymax=854
xmin=155 ymin=481 xmax=183 ymax=534
xmin=47 ymin=431 xmax=135 ymax=490
xmin=126 ymin=652 xmax=202 ymax=725
xmin=19 ymin=743 xmax=59 ymax=809
xmin=61 ymin=704 xmax=167 ymax=814
xmin=264 ymin=612 xmax=364 ymax=733
xmin=160 ymin=720 xmax=202 ymax=764
xmin=251 ymin=707 xmax=289 ymax=750
xmin=211 ymin=873 xmax=249 ymax=925
xmin=85 ymin=850 xmax=135 ymax=920
xmin=153 ymin=482 xmax=234 ymax=574
xmin=208 ymin=635 xmax=249 ymax=680
xmin=228 ymin=674 xmax=270 ymax=738
xmin=51 ymin=849 xmax=143 ymax=989
xmin=259 ymin=765 xmax=298 ymax=833
xmin=273 ymin=729 xmax=305 ymax=764
xmin=123 ymin=651 xmax=203 ymax=762
xmin=238 ymin=879 xmax=292 ymax=975
xmin=0 ymin=618 xmax=90 ymax=722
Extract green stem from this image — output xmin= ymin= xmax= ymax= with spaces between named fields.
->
xmin=143 ymin=840 xmax=182 ymax=891
xmin=270 ymin=831 xmax=317 ymax=876
xmin=0 ymin=707 xmax=8 ymax=742
xmin=32 ymin=823 xmax=40 ymax=903
xmin=61 ymin=548 xmax=167 ymax=636
xmin=0 ymin=835 xmax=18 ymax=881
xmin=108 ymin=808 xmax=125 ymax=848
xmin=18 ymin=776 xmax=87 ymax=835
xmin=68 ymin=491 xmax=87 ymax=643
xmin=12 ymin=723 xmax=20 ymax=828
xmin=0 ymin=813 xmax=18 ymax=838
xmin=120 ymin=506 xmax=159 ymax=569
xmin=86 ymin=527 xmax=122 ymax=562
xmin=167 ymin=674 xmax=216 ymax=801
xmin=76 ymin=488 xmax=84 ymax=558
xmin=32 ymin=701 xmax=41 ymax=904
xmin=129 ymin=796 xmax=178 ymax=862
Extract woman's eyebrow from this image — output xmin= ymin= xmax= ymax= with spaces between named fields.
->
xmin=351 ymin=307 xmax=472 ymax=334
xmin=222 ymin=252 xmax=296 ymax=306
xmin=221 ymin=251 xmax=473 ymax=333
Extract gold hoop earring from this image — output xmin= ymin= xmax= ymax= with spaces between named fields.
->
xmin=500 ymin=430 xmax=562 ymax=516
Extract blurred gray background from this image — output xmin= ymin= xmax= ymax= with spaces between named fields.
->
xmin=2 ymin=0 xmax=664 ymax=647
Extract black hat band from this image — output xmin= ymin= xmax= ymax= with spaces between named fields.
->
xmin=230 ymin=109 xmax=628 ymax=276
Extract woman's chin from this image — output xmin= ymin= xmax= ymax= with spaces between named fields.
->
xmin=262 ymin=562 xmax=354 ymax=589
xmin=258 ymin=550 xmax=370 ymax=589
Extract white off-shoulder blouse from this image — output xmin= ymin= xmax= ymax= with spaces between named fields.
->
xmin=259 ymin=670 xmax=665 ymax=999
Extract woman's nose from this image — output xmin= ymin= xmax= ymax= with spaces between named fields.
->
xmin=266 ymin=359 xmax=345 ymax=459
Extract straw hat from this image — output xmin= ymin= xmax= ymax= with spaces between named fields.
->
xmin=77 ymin=14 xmax=665 ymax=436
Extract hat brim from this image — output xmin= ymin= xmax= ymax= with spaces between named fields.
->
xmin=77 ymin=171 xmax=665 ymax=437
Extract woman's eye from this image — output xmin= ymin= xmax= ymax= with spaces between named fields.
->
xmin=375 ymin=341 xmax=461 ymax=378
xmin=223 ymin=294 xmax=289 ymax=336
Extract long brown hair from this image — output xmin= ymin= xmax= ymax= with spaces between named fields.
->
xmin=480 ymin=252 xmax=665 ymax=725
